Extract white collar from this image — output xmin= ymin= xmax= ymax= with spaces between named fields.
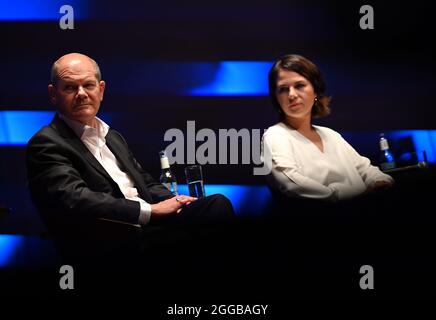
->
xmin=58 ymin=113 xmax=110 ymax=142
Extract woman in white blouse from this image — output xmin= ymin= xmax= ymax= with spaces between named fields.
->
xmin=263 ymin=54 xmax=393 ymax=202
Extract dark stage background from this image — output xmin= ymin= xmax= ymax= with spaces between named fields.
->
xmin=0 ymin=0 xmax=435 ymax=301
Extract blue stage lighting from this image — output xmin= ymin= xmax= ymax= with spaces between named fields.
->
xmin=187 ymin=61 xmax=271 ymax=96
xmin=0 ymin=0 xmax=87 ymax=21
xmin=0 ymin=111 xmax=54 ymax=146
xmin=177 ymin=184 xmax=272 ymax=215
xmin=105 ymin=61 xmax=272 ymax=96
xmin=0 ymin=235 xmax=24 ymax=267
xmin=0 ymin=111 xmax=112 ymax=146
xmin=390 ymin=130 xmax=436 ymax=163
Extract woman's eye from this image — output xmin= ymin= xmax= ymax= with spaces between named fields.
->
xmin=278 ymin=87 xmax=288 ymax=93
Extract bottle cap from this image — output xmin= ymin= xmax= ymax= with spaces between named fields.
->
xmin=160 ymin=156 xmax=170 ymax=169
xmin=159 ymin=151 xmax=170 ymax=169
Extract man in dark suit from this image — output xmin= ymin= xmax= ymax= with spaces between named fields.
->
xmin=26 ymin=53 xmax=235 ymax=268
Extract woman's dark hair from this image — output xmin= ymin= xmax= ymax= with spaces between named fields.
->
xmin=268 ymin=54 xmax=331 ymax=119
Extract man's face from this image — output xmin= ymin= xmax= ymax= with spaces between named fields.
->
xmin=49 ymin=57 xmax=105 ymax=126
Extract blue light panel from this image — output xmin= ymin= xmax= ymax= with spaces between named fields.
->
xmin=0 ymin=235 xmax=24 ymax=267
xmin=105 ymin=61 xmax=272 ymax=96
xmin=187 ymin=61 xmax=271 ymax=96
xmin=0 ymin=0 xmax=88 ymax=21
xmin=390 ymin=130 xmax=436 ymax=163
xmin=0 ymin=111 xmax=54 ymax=146
xmin=0 ymin=111 xmax=113 ymax=146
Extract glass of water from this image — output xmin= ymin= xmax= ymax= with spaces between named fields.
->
xmin=184 ymin=165 xmax=206 ymax=198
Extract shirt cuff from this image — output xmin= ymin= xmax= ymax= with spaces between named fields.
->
xmin=138 ymin=200 xmax=152 ymax=226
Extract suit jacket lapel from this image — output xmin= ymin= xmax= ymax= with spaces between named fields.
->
xmin=106 ymin=131 xmax=153 ymax=203
xmin=50 ymin=114 xmax=115 ymax=184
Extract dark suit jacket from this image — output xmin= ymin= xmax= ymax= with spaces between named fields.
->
xmin=26 ymin=114 xmax=173 ymax=227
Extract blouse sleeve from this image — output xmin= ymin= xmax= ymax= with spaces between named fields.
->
xmin=338 ymin=134 xmax=394 ymax=187
xmin=263 ymin=132 xmax=340 ymax=201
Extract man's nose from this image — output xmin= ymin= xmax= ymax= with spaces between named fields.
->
xmin=77 ymin=86 xmax=87 ymax=98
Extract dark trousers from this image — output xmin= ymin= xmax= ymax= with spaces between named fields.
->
xmin=103 ymin=195 xmax=237 ymax=297
xmin=54 ymin=194 xmax=235 ymax=269
xmin=150 ymin=194 xmax=235 ymax=227
xmin=144 ymin=194 xmax=236 ymax=256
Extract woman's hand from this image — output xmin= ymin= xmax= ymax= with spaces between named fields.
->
xmin=373 ymin=180 xmax=393 ymax=190
xmin=366 ymin=180 xmax=393 ymax=195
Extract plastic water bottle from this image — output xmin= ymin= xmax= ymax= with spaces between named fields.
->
xmin=379 ymin=133 xmax=396 ymax=171
xmin=159 ymin=151 xmax=178 ymax=195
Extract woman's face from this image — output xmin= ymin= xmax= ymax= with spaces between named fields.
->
xmin=275 ymin=69 xmax=316 ymax=123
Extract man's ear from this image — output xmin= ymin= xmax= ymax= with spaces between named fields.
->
xmin=48 ymin=84 xmax=57 ymax=105
xmin=99 ymin=80 xmax=106 ymax=101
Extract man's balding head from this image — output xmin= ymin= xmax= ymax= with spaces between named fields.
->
xmin=51 ymin=53 xmax=101 ymax=84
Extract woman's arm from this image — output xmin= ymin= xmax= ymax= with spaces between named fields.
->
xmin=263 ymin=133 xmax=339 ymax=201
xmin=339 ymin=135 xmax=394 ymax=188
